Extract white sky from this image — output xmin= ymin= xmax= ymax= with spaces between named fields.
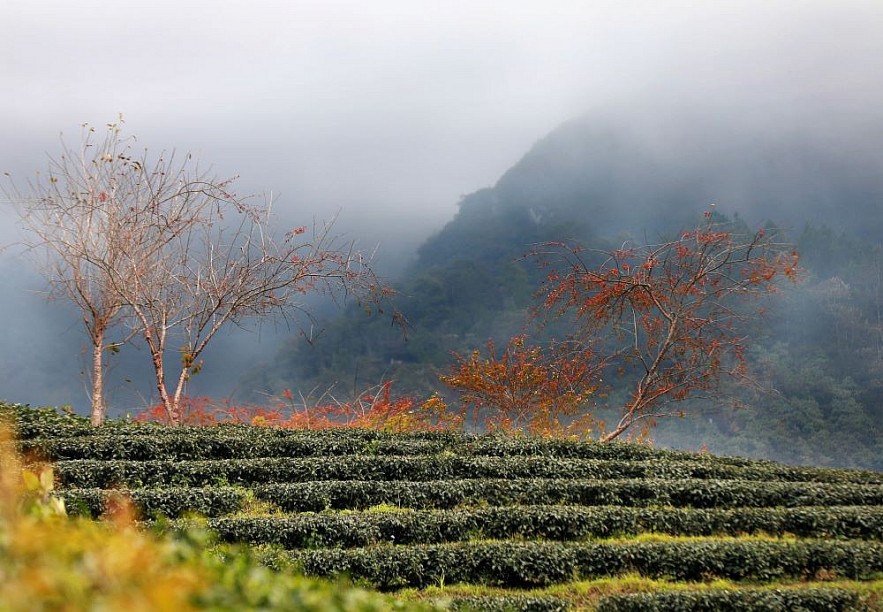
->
xmin=5 ymin=1 xmax=883 ymax=233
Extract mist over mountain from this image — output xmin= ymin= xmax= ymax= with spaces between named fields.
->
xmin=425 ymin=115 xmax=883 ymax=255
xmin=243 ymin=116 xmax=883 ymax=469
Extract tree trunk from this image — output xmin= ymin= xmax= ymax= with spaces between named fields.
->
xmin=599 ymin=422 xmax=630 ymax=443
xmin=150 ymin=348 xmax=178 ymax=425
xmin=172 ymin=366 xmax=190 ymax=426
xmin=139 ymin=320 xmax=179 ymax=426
xmin=90 ymin=337 xmax=106 ymax=427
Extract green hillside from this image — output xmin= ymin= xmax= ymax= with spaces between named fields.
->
xmin=242 ymin=118 xmax=883 ymax=471
xmin=8 ymin=404 xmax=883 ymax=610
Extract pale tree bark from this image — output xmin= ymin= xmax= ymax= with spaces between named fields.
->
xmin=90 ymin=331 xmax=106 ymax=426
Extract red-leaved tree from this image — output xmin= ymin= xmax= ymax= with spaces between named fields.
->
xmin=441 ymin=335 xmax=603 ymax=438
xmin=444 ymin=210 xmax=800 ymax=442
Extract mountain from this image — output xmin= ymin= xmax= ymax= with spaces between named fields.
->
xmin=241 ymin=116 xmax=883 ymax=469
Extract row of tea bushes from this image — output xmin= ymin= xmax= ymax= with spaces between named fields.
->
xmin=449 ymin=588 xmax=864 ymax=612
xmin=59 ymin=478 xmax=883 ymax=518
xmin=18 ymin=432 xmax=441 ymax=461
xmin=15 ymin=429 xmax=872 ymax=465
xmin=52 ymin=454 xmax=883 ymax=489
xmin=61 ymin=487 xmax=247 ymax=519
xmin=250 ymin=478 xmax=883 ymax=512
xmin=11 ymin=398 xmax=881 ymax=472
xmin=288 ymin=539 xmax=883 ymax=589
xmin=202 ymin=505 xmax=883 ymax=548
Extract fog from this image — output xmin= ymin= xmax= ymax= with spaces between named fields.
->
xmin=3 ymin=0 xmax=883 ymax=413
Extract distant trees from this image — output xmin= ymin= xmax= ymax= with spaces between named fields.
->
xmin=6 ymin=118 xmax=388 ymax=425
xmin=444 ymin=210 xmax=800 ymax=442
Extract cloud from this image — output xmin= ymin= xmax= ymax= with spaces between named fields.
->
xmin=5 ymin=1 xmax=883 ymax=214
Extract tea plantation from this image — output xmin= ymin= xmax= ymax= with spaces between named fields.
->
xmin=7 ymin=405 xmax=883 ymax=610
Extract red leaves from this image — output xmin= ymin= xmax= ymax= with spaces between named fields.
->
xmin=441 ymin=335 xmax=603 ymax=438
xmin=134 ymin=382 xmax=463 ymax=433
xmin=457 ymin=208 xmax=801 ymax=442
xmin=675 ymin=243 xmax=690 ymax=259
xmin=782 ymin=250 xmax=801 ymax=281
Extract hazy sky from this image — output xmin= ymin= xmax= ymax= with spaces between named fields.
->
xmin=3 ymin=0 xmax=883 ymax=410
xmin=5 ymin=1 xmax=883 ymax=232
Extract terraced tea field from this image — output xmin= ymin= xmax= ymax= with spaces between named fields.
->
xmin=11 ymin=407 xmax=883 ymax=610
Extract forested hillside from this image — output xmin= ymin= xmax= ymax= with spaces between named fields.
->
xmin=241 ymin=117 xmax=883 ymax=470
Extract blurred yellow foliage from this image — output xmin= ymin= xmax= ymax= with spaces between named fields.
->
xmin=0 ymin=423 xmax=431 ymax=611
xmin=0 ymin=425 xmax=207 ymax=611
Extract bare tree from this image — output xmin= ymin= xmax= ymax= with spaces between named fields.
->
xmin=115 ymin=200 xmax=389 ymax=425
xmin=6 ymin=119 xmax=391 ymax=426
xmin=4 ymin=120 xmax=144 ymax=424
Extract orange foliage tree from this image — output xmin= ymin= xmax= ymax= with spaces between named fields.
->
xmin=444 ymin=210 xmax=800 ymax=442
xmin=441 ymin=335 xmax=604 ymax=437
